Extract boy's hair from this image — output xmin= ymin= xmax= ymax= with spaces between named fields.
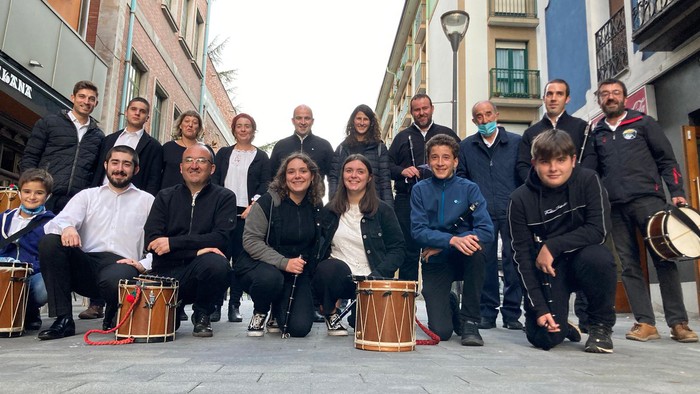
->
xmin=425 ymin=134 xmax=459 ymax=159
xmin=18 ymin=168 xmax=54 ymax=194
xmin=106 ymin=145 xmax=140 ymax=167
xmin=530 ymin=129 xmax=576 ymax=161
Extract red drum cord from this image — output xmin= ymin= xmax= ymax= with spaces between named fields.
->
xmin=84 ymin=287 xmax=141 ymax=346
xmin=415 ymin=317 xmax=440 ymax=345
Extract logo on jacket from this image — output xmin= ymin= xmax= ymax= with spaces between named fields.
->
xmin=453 ymin=199 xmax=460 ymax=204
xmin=622 ymin=129 xmax=637 ymax=140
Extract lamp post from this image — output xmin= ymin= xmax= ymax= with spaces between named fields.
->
xmin=441 ymin=10 xmax=470 ymax=134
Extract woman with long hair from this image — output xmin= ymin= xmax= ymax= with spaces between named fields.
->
xmin=211 ymin=113 xmax=271 ymax=323
xmin=235 ymin=153 xmax=324 ymax=338
xmin=314 ymin=154 xmax=404 ymax=334
xmin=161 ymin=110 xmax=206 ymax=190
xmin=328 ymin=105 xmax=393 ymax=206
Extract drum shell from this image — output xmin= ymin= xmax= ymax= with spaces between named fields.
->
xmin=354 ymin=280 xmax=417 ymax=352
xmin=0 ymin=262 xmax=31 ymax=337
xmin=645 ymin=207 xmax=700 ymax=261
xmin=116 ymin=276 xmax=178 ymax=343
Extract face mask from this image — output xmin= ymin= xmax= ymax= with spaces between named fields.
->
xmin=477 ymin=121 xmax=498 ymax=137
xmin=20 ymin=204 xmax=46 ymax=216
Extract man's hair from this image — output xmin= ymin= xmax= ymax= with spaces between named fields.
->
xmin=410 ymin=93 xmax=433 ymax=107
xmin=106 ymin=145 xmax=140 ymax=168
xmin=18 ymin=168 xmax=53 ymax=194
xmin=531 ymin=129 xmax=576 ymax=161
xmin=425 ymin=134 xmax=459 ymax=159
xmin=128 ymin=97 xmax=151 ymax=113
xmin=328 ymin=154 xmax=379 ymax=216
xmin=596 ymin=78 xmax=628 ymax=97
xmin=544 ymin=79 xmax=570 ymax=97
xmin=471 ymin=100 xmax=498 ymax=118
xmin=72 ymin=80 xmax=99 ymax=96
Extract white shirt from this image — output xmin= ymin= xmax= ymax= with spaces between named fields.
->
xmin=330 ymin=204 xmax=371 ymax=276
xmin=7 ymin=212 xmax=33 ymax=237
xmin=44 ymin=184 xmax=155 ymax=269
xmin=605 ymin=111 xmax=628 ymax=132
xmin=68 ymin=111 xmax=89 ymax=142
xmin=481 ymin=128 xmax=499 ymax=148
xmin=102 ymin=128 xmax=144 ymax=185
xmin=224 ymin=148 xmax=257 ymax=208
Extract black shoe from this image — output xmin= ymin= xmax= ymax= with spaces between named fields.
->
xmin=24 ymin=308 xmax=42 ymax=331
xmin=461 ymin=321 xmax=484 ymax=346
xmin=192 ymin=313 xmax=213 ymax=337
xmin=102 ymin=318 xmax=115 ymax=331
xmin=585 ymin=324 xmax=613 ymax=353
xmin=503 ymin=319 xmax=524 ymax=330
xmin=579 ymin=322 xmax=589 ymax=334
xmin=566 ymin=321 xmax=582 ymax=343
xmin=449 ymin=292 xmax=462 ymax=335
xmin=178 ymin=305 xmax=188 ymax=321
xmin=228 ymin=305 xmax=243 ymax=322
xmin=210 ymin=305 xmax=221 ymax=322
xmin=38 ymin=316 xmax=75 ymax=340
xmin=313 ymin=307 xmax=324 ymax=323
xmin=478 ymin=317 xmax=497 ymax=330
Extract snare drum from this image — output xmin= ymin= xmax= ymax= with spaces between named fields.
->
xmin=354 ymin=279 xmax=417 ymax=352
xmin=0 ymin=189 xmax=20 ymax=212
xmin=116 ymin=275 xmax=179 ymax=343
xmin=646 ymin=206 xmax=700 ymax=261
xmin=0 ymin=261 xmax=32 ymax=337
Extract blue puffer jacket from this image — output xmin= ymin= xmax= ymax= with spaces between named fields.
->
xmin=0 ymin=209 xmax=56 ymax=273
xmin=456 ymin=128 xmax=522 ymax=219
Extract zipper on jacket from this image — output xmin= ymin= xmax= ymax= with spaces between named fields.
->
xmin=67 ymin=141 xmax=81 ymax=194
xmin=439 ymin=181 xmax=446 ymax=226
xmin=188 ymin=191 xmax=200 ymax=234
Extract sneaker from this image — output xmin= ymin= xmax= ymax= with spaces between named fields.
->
xmin=267 ymin=316 xmax=281 ymax=333
xmin=325 ymin=313 xmax=349 ymax=336
xmin=78 ymin=304 xmax=104 ymax=320
xmin=461 ymin=321 xmax=484 ymax=346
xmin=585 ymin=324 xmax=613 ymax=353
xmin=625 ymin=322 xmax=660 ymax=342
xmin=670 ymin=322 xmax=699 ymax=343
xmin=247 ymin=312 xmax=267 ymax=337
xmin=478 ymin=317 xmax=496 ymax=330
xmin=565 ymin=321 xmax=582 ymax=342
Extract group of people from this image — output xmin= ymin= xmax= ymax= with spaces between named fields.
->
xmin=2 ymin=77 xmax=697 ymax=354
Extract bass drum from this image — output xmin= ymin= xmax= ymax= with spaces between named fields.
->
xmin=646 ymin=206 xmax=700 ymax=261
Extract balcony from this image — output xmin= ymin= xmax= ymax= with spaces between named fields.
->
xmin=632 ymin=0 xmax=700 ymax=51
xmin=489 ymin=68 xmax=541 ymax=107
xmin=414 ymin=3 xmax=426 ymax=45
xmin=488 ymin=0 xmax=539 ymax=27
xmin=595 ymin=8 xmax=628 ymax=82
xmin=414 ymin=61 xmax=426 ymax=95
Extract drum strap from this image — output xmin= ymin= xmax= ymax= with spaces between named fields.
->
xmin=668 ymin=205 xmax=700 ymax=239
xmin=0 ymin=215 xmax=50 ymax=250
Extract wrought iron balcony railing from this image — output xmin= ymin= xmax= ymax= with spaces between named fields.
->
xmin=489 ymin=68 xmax=540 ymax=99
xmin=595 ymin=7 xmax=628 ymax=81
xmin=631 ymin=0 xmax=675 ymax=31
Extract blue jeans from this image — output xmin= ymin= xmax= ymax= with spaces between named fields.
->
xmin=28 ymin=273 xmax=47 ymax=308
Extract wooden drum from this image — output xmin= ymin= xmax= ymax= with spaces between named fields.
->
xmin=0 ymin=189 xmax=20 ymax=212
xmin=0 ymin=261 xmax=32 ymax=337
xmin=646 ymin=206 xmax=700 ymax=261
xmin=116 ymin=275 xmax=179 ymax=343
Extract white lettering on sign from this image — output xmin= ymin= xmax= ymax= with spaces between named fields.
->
xmin=0 ymin=64 xmax=33 ymax=99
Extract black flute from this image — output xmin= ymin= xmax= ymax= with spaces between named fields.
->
xmin=534 ymin=235 xmax=555 ymax=318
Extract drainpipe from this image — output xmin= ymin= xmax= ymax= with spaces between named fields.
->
xmin=198 ymin=0 xmax=212 ymax=114
xmin=118 ymin=0 xmax=137 ymax=129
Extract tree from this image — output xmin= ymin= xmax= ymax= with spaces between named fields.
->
xmin=208 ymin=35 xmax=238 ymax=105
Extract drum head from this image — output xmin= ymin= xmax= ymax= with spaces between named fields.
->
xmin=666 ymin=207 xmax=700 ymax=258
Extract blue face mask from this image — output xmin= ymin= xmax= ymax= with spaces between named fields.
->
xmin=20 ymin=204 xmax=46 ymax=216
xmin=477 ymin=121 xmax=498 ymax=137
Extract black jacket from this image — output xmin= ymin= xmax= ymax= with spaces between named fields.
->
xmin=517 ymin=111 xmax=594 ymax=183
xmin=508 ymin=166 xmax=610 ymax=318
xmin=92 ymin=129 xmax=163 ymax=196
xmin=269 ymin=132 xmax=334 ymax=180
xmin=590 ymin=109 xmax=684 ymax=205
xmin=387 ymin=123 xmax=459 ymax=195
xmin=20 ymin=110 xmax=104 ymax=198
xmin=144 ymin=183 xmax=237 ymax=270
xmin=327 ymin=142 xmax=393 ymax=206
xmin=211 ymin=145 xmax=271 ymax=204
xmin=317 ymin=201 xmax=404 ymax=277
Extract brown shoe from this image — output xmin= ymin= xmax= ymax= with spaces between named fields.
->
xmin=78 ymin=305 xmax=104 ymax=320
xmin=625 ymin=322 xmax=661 ymax=342
xmin=670 ymin=322 xmax=699 ymax=343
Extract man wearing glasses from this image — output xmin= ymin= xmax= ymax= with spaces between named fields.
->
xmin=590 ymin=78 xmax=698 ymax=344
xmin=145 ymin=143 xmax=237 ymax=337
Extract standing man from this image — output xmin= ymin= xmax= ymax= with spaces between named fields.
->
xmin=411 ymin=134 xmax=493 ymax=346
xmin=457 ymin=101 xmax=523 ymax=330
xmin=591 ymin=78 xmax=697 ymax=343
xmin=389 ymin=94 xmax=460 ymax=281
xmin=145 ymin=144 xmax=236 ymax=338
xmin=270 ymin=105 xmax=334 ymax=180
xmin=37 ymin=146 xmax=154 ymax=340
xmin=20 ymin=80 xmax=105 ymax=213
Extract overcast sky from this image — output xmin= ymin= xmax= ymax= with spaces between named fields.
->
xmin=208 ymin=0 xmax=405 ymax=149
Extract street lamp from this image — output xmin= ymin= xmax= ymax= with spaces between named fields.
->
xmin=441 ymin=10 xmax=470 ymax=133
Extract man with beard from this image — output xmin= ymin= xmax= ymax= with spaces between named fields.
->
xmin=37 ymin=146 xmax=154 ymax=340
xmin=590 ymin=78 xmax=698 ymax=343
xmin=389 ymin=94 xmax=460 ymax=281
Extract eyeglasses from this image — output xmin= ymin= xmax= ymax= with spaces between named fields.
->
xmin=597 ymin=90 xmax=624 ymax=99
xmin=183 ymin=157 xmax=211 ymax=165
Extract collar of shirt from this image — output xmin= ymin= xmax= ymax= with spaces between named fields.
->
xmin=412 ymin=121 xmax=434 ymax=134
xmin=68 ymin=110 xmax=89 ymax=128
xmin=100 ymin=182 xmax=138 ymax=195
xmin=481 ymin=128 xmax=499 ymax=148
xmin=120 ymin=128 xmax=145 ymax=140
xmin=546 ymin=111 xmax=564 ymax=128
xmin=605 ymin=111 xmax=628 ymax=131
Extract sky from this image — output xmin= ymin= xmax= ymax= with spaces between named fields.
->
xmin=208 ymin=0 xmax=405 ymax=149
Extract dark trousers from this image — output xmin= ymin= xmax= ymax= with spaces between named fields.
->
xmin=422 ymin=249 xmax=485 ymax=340
xmin=217 ymin=212 xmax=246 ymax=308
xmin=237 ymin=262 xmax=314 ymax=337
xmin=39 ymin=234 xmax=137 ymax=321
xmin=611 ymin=196 xmax=688 ymax=326
xmin=311 ymin=258 xmax=357 ymax=316
xmin=525 ymin=244 xmax=616 ymax=350
xmin=480 ymin=216 xmax=523 ymax=322
xmin=153 ymin=253 xmax=230 ymax=316
xmin=395 ymin=193 xmax=421 ymax=281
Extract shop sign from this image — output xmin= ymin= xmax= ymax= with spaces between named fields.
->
xmin=0 ymin=64 xmax=33 ymax=99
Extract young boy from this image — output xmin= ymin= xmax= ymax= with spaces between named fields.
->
xmin=508 ymin=129 xmax=616 ymax=353
xmin=0 ymin=169 xmax=55 ymax=331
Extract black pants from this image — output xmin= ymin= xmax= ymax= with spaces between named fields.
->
xmin=395 ymin=193 xmax=421 ymax=281
xmin=39 ymin=234 xmax=137 ymax=322
xmin=237 ymin=262 xmax=314 ymax=337
xmin=153 ymin=253 xmax=230 ymax=316
xmin=525 ymin=244 xmax=616 ymax=350
xmin=311 ymin=258 xmax=357 ymax=316
xmin=422 ymin=249 xmax=486 ymax=340
xmin=217 ymin=211 xmax=246 ymax=308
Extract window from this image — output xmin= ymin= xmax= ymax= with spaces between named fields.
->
xmin=181 ymin=0 xmax=191 ymax=39
xmin=194 ymin=10 xmax=205 ymax=65
xmin=495 ymin=42 xmax=528 ymax=98
xmin=125 ymin=53 xmax=147 ymax=104
xmin=152 ymin=83 xmax=168 ymax=141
